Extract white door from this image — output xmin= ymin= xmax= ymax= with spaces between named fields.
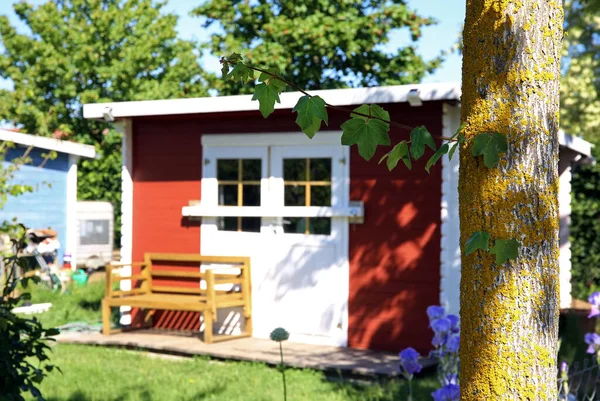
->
xmin=200 ymin=133 xmax=349 ymax=346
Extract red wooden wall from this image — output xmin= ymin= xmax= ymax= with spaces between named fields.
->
xmin=130 ymin=101 xmax=443 ymax=351
xmin=347 ymin=104 xmax=443 ymax=353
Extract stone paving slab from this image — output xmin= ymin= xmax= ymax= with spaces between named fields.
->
xmin=57 ymin=331 xmax=436 ymax=377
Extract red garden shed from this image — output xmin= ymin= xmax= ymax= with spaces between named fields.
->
xmin=83 ymin=82 xmax=591 ymax=353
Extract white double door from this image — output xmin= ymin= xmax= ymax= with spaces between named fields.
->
xmin=200 ymin=134 xmax=349 ymax=346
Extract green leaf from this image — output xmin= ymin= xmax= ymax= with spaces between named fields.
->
xmin=221 ymin=62 xmax=229 ymax=79
xmin=471 ymin=133 xmax=508 ymax=168
xmin=385 ymin=141 xmax=410 ymax=171
xmin=351 ymin=104 xmax=390 ymax=123
xmin=409 ymin=126 xmax=437 ymax=160
xmin=227 ymin=52 xmax=243 ymax=64
xmin=252 ymin=82 xmax=282 ymax=118
xmin=464 ymin=231 xmax=491 ymax=255
xmin=292 ymin=95 xmax=328 ymax=138
xmin=341 ymin=117 xmax=390 ymax=161
xmin=425 ymin=143 xmax=449 ymax=173
xmin=227 ymin=63 xmax=254 ymax=83
xmin=448 ymin=142 xmax=459 ymax=160
xmin=490 ymin=239 xmax=520 ymax=265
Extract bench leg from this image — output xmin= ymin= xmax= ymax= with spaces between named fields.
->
xmin=204 ymin=310 xmax=213 ymax=344
xmin=102 ymin=299 xmax=111 ymax=335
xmin=244 ymin=311 xmax=253 ymax=338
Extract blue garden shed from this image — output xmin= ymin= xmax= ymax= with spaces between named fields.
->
xmin=0 ymin=129 xmax=97 ymax=266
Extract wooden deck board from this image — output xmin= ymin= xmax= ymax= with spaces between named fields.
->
xmin=57 ymin=331 xmax=437 ymax=378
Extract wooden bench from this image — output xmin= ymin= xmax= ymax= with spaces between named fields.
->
xmin=101 ymin=253 xmax=252 ymax=344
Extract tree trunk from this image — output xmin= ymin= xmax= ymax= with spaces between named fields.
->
xmin=459 ymin=1 xmax=563 ymax=399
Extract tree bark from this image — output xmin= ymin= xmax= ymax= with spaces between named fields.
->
xmin=459 ymin=1 xmax=563 ymax=399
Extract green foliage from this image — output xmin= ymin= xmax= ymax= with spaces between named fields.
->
xmin=561 ymin=0 xmax=600 ymax=143
xmin=381 ymin=141 xmax=411 ymax=171
xmin=561 ymin=0 xmax=600 ymax=298
xmin=0 ymin=144 xmax=34 ymax=208
xmin=409 ymin=126 xmax=437 ymax=160
xmin=341 ymin=105 xmax=390 ymax=161
xmin=194 ymin=0 xmax=441 ymax=94
xmin=464 ymin=231 xmax=491 ymax=255
xmin=490 ymin=239 xmax=520 ymax=265
xmin=425 ymin=144 xmax=449 ymax=174
xmin=570 ymin=142 xmax=600 ymax=299
xmin=0 ymin=229 xmax=58 ymax=400
xmin=0 ymin=0 xmax=211 ymax=248
xmin=252 ymin=82 xmax=283 ymax=119
xmin=471 ymin=133 xmax=508 ymax=168
xmin=292 ymin=96 xmax=328 ymax=139
xmin=227 ymin=63 xmax=255 ymax=84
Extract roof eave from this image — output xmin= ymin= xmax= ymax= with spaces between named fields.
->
xmin=83 ymin=82 xmax=462 ymax=121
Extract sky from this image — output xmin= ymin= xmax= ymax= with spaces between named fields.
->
xmin=0 ymin=0 xmax=465 ymax=85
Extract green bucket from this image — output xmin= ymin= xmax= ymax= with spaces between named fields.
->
xmin=72 ymin=269 xmax=88 ymax=287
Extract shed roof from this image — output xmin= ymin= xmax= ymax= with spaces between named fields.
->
xmin=82 ymin=81 xmax=591 ymax=158
xmin=0 ymin=129 xmax=97 ymax=159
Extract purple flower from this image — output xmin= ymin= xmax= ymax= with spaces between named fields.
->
xmin=589 ymin=292 xmax=600 ymax=306
xmin=427 ymin=305 xmax=446 ymax=321
xmin=446 ymin=334 xmax=460 ymax=353
xmin=399 ymin=347 xmax=422 ymax=375
xmin=432 ymin=333 xmax=445 ymax=347
xmin=585 ymin=332 xmax=600 ymax=354
xmin=447 ymin=314 xmax=460 ymax=333
xmin=432 ymin=384 xmax=460 ymax=401
xmin=432 ymin=318 xmax=452 ymax=334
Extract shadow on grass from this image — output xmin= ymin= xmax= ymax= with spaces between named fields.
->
xmin=323 ymin=370 xmax=439 ymax=401
xmin=46 ymin=383 xmax=226 ymax=401
xmin=77 ymin=299 xmax=101 ymax=312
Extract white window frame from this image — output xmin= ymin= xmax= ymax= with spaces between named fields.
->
xmin=184 ymin=132 xmax=362 ymax=220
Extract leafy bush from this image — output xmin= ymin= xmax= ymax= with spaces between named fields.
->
xmin=0 ymin=231 xmax=58 ymax=401
xmin=570 ymin=142 xmax=600 ymax=299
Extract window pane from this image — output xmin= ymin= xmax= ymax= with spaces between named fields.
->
xmin=80 ymin=220 xmax=110 ymax=245
xmin=242 ymin=159 xmax=261 ymax=181
xmin=283 ymin=217 xmax=306 ymax=234
xmin=242 ymin=185 xmax=261 ymax=206
xmin=217 ymin=217 xmax=238 ymax=231
xmin=310 ymin=186 xmax=331 ymax=206
xmin=310 ymin=158 xmax=331 ymax=181
xmin=309 ymin=218 xmax=331 ymax=235
xmin=285 ymin=185 xmax=306 ymax=206
xmin=218 ymin=184 xmax=238 ymax=206
xmin=241 ymin=217 xmax=261 ymax=232
xmin=217 ymin=159 xmax=238 ymax=181
xmin=284 ymin=159 xmax=307 ymax=181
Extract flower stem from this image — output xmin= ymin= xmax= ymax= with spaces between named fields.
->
xmin=279 ymin=341 xmax=287 ymax=401
xmin=407 ymin=378 xmax=413 ymax=401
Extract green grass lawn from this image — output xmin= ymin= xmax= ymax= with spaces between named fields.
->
xmin=22 ymin=278 xmax=105 ymax=328
xmin=32 ymin=344 xmax=438 ymax=401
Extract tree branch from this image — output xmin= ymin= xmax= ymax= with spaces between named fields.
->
xmin=223 ymin=57 xmax=457 ymax=142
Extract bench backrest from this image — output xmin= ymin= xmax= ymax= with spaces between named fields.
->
xmin=142 ymin=253 xmax=250 ymax=300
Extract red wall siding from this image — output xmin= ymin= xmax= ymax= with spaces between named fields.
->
xmin=132 ymin=121 xmax=203 ymax=329
xmin=347 ymin=102 xmax=443 ymax=354
xmin=130 ymin=102 xmax=443 ymax=348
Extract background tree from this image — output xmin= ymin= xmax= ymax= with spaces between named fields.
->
xmin=0 ymin=0 xmax=211 ymax=248
xmin=193 ymin=0 xmax=442 ymax=94
xmin=561 ymin=0 xmax=600 ymax=300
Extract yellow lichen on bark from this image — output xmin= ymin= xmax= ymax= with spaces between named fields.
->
xmin=459 ymin=0 xmax=562 ymax=400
